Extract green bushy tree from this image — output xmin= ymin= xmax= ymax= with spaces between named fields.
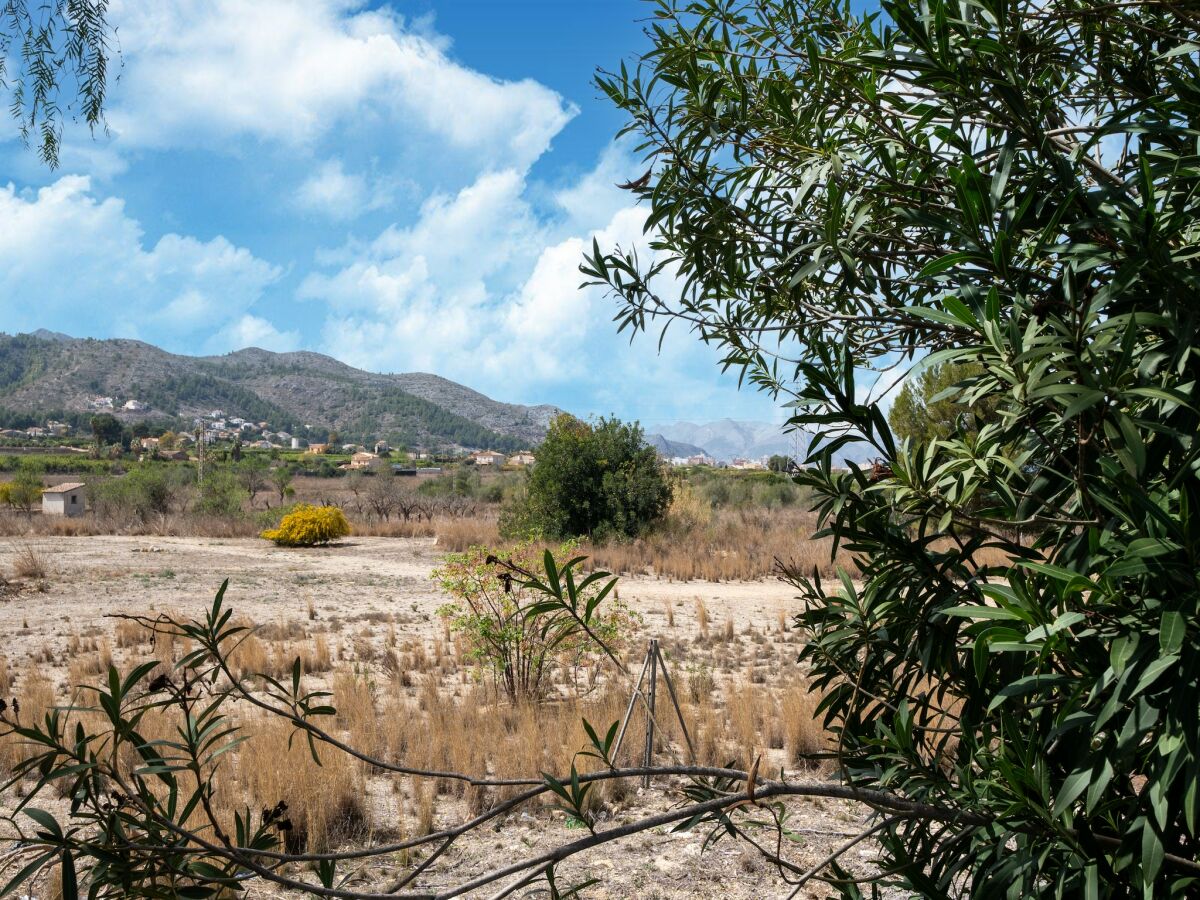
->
xmin=90 ymin=414 xmax=122 ymax=447
xmin=502 ymin=414 xmax=672 ymax=540
xmin=586 ymin=0 xmax=1200 ymax=894
xmin=4 ymin=466 xmax=43 ymax=514
xmin=194 ymin=467 xmax=245 ymax=518
xmin=888 ymin=361 xmax=998 ymax=444
xmin=90 ymin=465 xmax=194 ymax=525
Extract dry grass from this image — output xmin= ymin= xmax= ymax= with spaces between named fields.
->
xmin=235 ymin=714 xmax=372 ymax=853
xmin=0 ymin=542 xmax=838 ymax=869
xmin=0 ymin=669 xmax=55 ymax=775
xmin=11 ymin=542 xmax=49 ymax=580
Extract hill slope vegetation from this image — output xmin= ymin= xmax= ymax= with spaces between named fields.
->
xmin=0 ymin=333 xmax=557 ymax=451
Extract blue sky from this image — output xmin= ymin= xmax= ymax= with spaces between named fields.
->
xmin=0 ymin=0 xmax=786 ymax=425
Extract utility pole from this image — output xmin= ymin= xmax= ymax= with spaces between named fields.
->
xmin=195 ymin=426 xmax=204 ymax=487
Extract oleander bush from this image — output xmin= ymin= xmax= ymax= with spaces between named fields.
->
xmin=260 ymin=504 xmax=350 ymax=547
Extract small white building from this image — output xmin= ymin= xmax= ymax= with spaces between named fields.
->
xmin=470 ymin=450 xmax=507 ymax=466
xmin=348 ymin=451 xmax=380 ymax=470
xmin=123 ymin=399 xmax=148 ymax=411
xmin=508 ymin=452 xmax=536 ymax=466
xmin=42 ymin=482 xmax=86 ymax=517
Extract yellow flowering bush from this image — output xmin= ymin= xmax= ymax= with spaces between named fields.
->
xmin=260 ymin=504 xmax=351 ymax=547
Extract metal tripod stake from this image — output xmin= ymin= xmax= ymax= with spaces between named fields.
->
xmin=610 ymin=638 xmax=696 ymax=788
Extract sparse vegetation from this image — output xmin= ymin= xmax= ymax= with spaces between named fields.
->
xmin=434 ymin=544 xmax=636 ymax=702
xmin=0 ymin=561 xmax=830 ymax=897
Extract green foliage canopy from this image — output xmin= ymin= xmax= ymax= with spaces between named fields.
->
xmin=90 ymin=413 xmax=122 ymax=447
xmin=588 ymin=0 xmax=1200 ymax=894
xmin=889 ymin=361 xmax=998 ymax=444
xmin=503 ymin=414 xmax=672 ymax=540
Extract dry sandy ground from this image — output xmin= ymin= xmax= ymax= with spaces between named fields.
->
xmin=0 ymin=535 xmax=883 ymax=899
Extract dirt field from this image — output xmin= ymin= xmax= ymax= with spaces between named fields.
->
xmin=0 ymin=535 xmax=881 ymax=898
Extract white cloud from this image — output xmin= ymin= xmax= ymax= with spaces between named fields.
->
xmin=296 ymin=159 xmax=368 ymax=220
xmin=107 ymin=0 xmax=575 ymax=173
xmin=301 ymin=169 xmax=545 ymax=360
xmin=207 ymin=314 xmax=301 ymax=353
xmin=298 ymin=147 xmax=777 ymax=422
xmin=0 ymin=177 xmax=282 ymax=346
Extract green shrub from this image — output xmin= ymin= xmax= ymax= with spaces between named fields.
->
xmin=261 ymin=504 xmax=351 ymax=547
xmin=501 ymin=415 xmax=671 ymax=540
xmin=194 ymin=468 xmax=245 ymax=517
xmin=3 ymin=468 xmax=43 ymax=513
xmin=89 ymin=464 xmax=194 ymax=523
xmin=434 ymin=544 xmax=636 ymax=701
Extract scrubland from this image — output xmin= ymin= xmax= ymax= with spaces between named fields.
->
xmin=1 ymin=464 xmax=861 ymax=581
xmin=0 ymin=533 xmax=869 ymax=898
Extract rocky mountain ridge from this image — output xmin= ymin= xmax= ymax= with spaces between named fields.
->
xmin=0 ymin=332 xmax=559 ymax=451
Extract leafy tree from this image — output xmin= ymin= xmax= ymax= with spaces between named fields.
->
xmin=5 ymin=467 xmax=42 ymax=514
xmin=90 ymin=413 xmax=122 ymax=447
xmin=90 ymin=465 xmax=194 ymax=525
xmin=502 ymin=414 xmax=672 ymax=540
xmin=270 ymin=464 xmax=295 ymax=505
xmin=235 ymin=455 xmax=268 ymax=506
xmin=586 ymin=0 xmax=1200 ymax=895
xmin=0 ymin=0 xmax=113 ymax=168
xmin=194 ymin=467 xmax=244 ymax=518
xmin=889 ymin=361 xmax=998 ymax=444
xmin=766 ymin=454 xmax=791 ymax=474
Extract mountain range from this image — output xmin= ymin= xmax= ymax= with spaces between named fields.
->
xmin=645 ymin=418 xmax=878 ymax=466
xmin=645 ymin=419 xmax=807 ymax=462
xmin=0 ymin=332 xmax=558 ymax=452
xmin=0 ymin=332 xmax=877 ymax=463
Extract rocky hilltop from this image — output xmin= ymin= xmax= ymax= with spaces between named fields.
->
xmin=0 ymin=332 xmax=560 ymax=451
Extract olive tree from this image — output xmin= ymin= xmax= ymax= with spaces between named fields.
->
xmin=584 ymin=0 xmax=1200 ymax=894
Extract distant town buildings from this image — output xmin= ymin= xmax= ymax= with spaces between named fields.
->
xmin=347 ymin=451 xmax=380 ymax=470
xmin=728 ymin=458 xmax=768 ymax=470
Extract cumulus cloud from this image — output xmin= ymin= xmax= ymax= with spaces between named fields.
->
xmin=0 ymin=177 xmax=283 ymax=348
xmin=299 ymin=149 xmax=775 ymax=420
xmin=206 ymin=314 xmax=302 ymax=353
xmin=292 ymin=158 xmax=404 ymax=220
xmin=106 ymin=0 xmax=575 ymax=173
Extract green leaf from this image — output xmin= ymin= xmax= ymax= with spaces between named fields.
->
xmin=1053 ymin=768 xmax=1093 ymax=817
xmin=1160 ymin=611 xmax=1185 ymax=655
xmin=60 ymin=850 xmax=77 ymax=900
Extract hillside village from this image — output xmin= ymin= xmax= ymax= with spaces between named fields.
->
xmin=0 ymin=407 xmax=787 ymax=470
